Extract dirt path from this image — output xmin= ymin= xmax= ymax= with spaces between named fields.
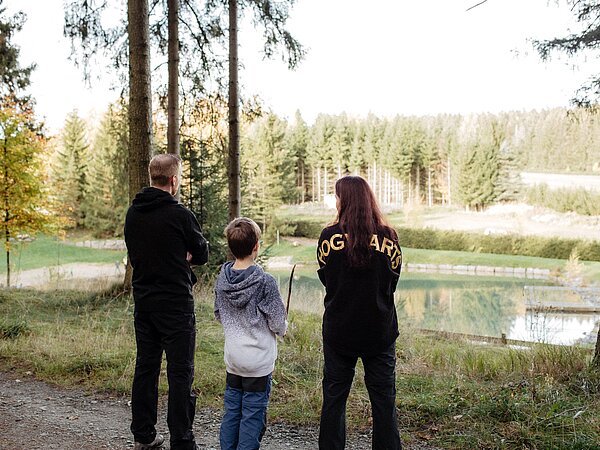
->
xmin=1 ymin=263 xmax=124 ymax=289
xmin=0 ymin=371 xmax=439 ymax=450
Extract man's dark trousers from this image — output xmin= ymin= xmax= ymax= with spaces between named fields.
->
xmin=131 ymin=310 xmax=197 ymax=450
xmin=318 ymin=342 xmax=402 ymax=450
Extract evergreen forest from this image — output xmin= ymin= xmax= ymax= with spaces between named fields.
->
xmin=51 ymin=104 xmax=600 ymax=253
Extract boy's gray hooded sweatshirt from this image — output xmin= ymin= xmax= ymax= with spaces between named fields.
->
xmin=215 ymin=262 xmax=287 ymax=377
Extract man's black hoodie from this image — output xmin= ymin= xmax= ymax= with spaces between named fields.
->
xmin=124 ymin=187 xmax=209 ymax=312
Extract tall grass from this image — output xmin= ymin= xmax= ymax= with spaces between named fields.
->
xmin=0 ymin=287 xmax=599 ymax=449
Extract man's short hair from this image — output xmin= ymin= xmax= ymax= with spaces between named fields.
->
xmin=225 ymin=217 xmax=261 ymax=259
xmin=149 ymin=153 xmax=181 ymax=186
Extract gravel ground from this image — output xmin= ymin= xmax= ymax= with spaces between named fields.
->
xmin=0 ymin=371 xmax=440 ymax=450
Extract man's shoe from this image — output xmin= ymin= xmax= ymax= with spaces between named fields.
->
xmin=133 ymin=434 xmax=165 ymax=450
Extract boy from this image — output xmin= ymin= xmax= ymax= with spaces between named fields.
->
xmin=214 ymin=217 xmax=288 ymax=450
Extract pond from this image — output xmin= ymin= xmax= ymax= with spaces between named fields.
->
xmin=270 ymin=267 xmax=600 ymax=346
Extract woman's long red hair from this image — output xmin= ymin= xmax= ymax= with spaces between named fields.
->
xmin=335 ymin=175 xmax=395 ymax=267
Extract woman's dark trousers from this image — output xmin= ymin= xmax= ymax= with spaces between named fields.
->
xmin=319 ymin=342 xmax=402 ymax=450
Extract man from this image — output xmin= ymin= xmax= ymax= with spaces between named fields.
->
xmin=124 ymin=153 xmax=209 ymax=450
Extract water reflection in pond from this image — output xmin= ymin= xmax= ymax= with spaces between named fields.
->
xmin=270 ymin=268 xmax=599 ymax=346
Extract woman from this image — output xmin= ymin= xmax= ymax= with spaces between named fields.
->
xmin=317 ymin=175 xmax=402 ymax=450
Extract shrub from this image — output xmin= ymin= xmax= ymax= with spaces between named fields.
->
xmin=395 ymin=227 xmax=600 ymax=261
xmin=285 ymin=219 xmax=325 ymax=239
xmin=276 ymin=217 xmax=600 ymax=261
xmin=0 ymin=319 xmax=29 ymax=339
xmin=523 ymin=185 xmax=600 ymax=216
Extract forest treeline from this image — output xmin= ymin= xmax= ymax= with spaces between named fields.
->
xmin=51 ymin=104 xmax=600 ymax=246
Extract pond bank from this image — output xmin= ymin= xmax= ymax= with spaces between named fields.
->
xmin=403 ymin=262 xmax=551 ymax=279
xmin=266 ymin=256 xmax=552 ymax=280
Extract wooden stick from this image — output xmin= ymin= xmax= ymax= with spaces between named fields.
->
xmin=286 ymin=264 xmax=297 ymax=315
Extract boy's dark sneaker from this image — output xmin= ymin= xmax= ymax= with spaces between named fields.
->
xmin=133 ymin=434 xmax=165 ymax=450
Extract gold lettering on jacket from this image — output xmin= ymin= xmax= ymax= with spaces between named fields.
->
xmin=330 ymin=234 xmax=345 ymax=250
xmin=318 ymin=233 xmax=402 ymax=270
xmin=369 ymin=234 xmax=381 ymax=251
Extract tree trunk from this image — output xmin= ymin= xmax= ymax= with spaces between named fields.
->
xmin=311 ymin=166 xmax=315 ymax=202
xmin=400 ymin=180 xmax=404 ymax=207
xmin=386 ymin=171 xmax=390 ymax=205
xmin=300 ymin=161 xmax=305 ymax=203
xmin=317 ymin=166 xmax=321 ymax=202
xmin=4 ymin=235 xmax=9 ymax=288
xmin=447 ymin=155 xmax=452 ymax=206
xmin=3 ymin=140 xmax=9 ymax=288
xmin=167 ymin=0 xmax=180 ymax=202
xmin=295 ymin=165 xmax=300 ymax=203
xmin=167 ymin=0 xmax=180 ymax=157
xmin=228 ymin=0 xmax=240 ymax=221
xmin=416 ymin=165 xmax=421 ymax=204
xmin=383 ymin=170 xmax=387 ymax=204
xmin=372 ymin=161 xmax=377 ymax=198
xmin=428 ymin=168 xmax=432 ymax=207
xmin=125 ymin=0 xmax=153 ymax=290
xmin=378 ymin=165 xmax=382 ymax=204
xmin=593 ymin=323 xmax=600 ymax=368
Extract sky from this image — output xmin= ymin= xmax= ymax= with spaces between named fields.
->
xmin=4 ymin=0 xmax=597 ymax=133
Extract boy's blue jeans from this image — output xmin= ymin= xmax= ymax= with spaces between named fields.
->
xmin=220 ymin=372 xmax=272 ymax=450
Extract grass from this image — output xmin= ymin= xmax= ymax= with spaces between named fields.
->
xmin=263 ymin=239 xmax=600 ymax=284
xmin=4 ymin=222 xmax=599 ymax=284
xmin=1 ymin=287 xmax=599 ymax=449
xmin=0 ymin=234 xmax=125 ymax=274
xmin=261 ymin=240 xmax=317 ymax=264
xmin=269 ymin=237 xmax=572 ymax=270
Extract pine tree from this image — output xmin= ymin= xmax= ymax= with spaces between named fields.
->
xmin=179 ymin=95 xmax=229 ymax=268
xmin=181 ymin=134 xmax=228 ymax=267
xmin=285 ymin=110 xmax=309 ymax=202
xmin=349 ymin=121 xmax=367 ymax=173
xmin=363 ymin=114 xmax=384 ymax=170
xmin=420 ymin=124 xmax=440 ymax=207
xmin=330 ymin=114 xmax=353 ymax=178
xmin=0 ymin=4 xmax=34 ymax=106
xmin=83 ymin=105 xmax=129 ymax=236
xmin=458 ymin=142 xmax=499 ymax=211
xmin=494 ymin=140 xmax=522 ymax=203
xmin=307 ymin=115 xmax=335 ymax=201
xmin=390 ymin=118 xmax=421 ymax=204
xmin=242 ymin=113 xmax=295 ymax=234
xmin=533 ymin=1 xmax=600 ymax=107
xmin=54 ymin=111 xmax=89 ymax=228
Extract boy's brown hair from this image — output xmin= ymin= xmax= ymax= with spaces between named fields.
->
xmin=225 ymin=217 xmax=261 ymax=258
